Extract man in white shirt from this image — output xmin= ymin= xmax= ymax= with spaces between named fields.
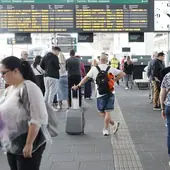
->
xmin=73 ymin=53 xmax=125 ymax=136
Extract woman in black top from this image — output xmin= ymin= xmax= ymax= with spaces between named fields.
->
xmin=124 ymin=56 xmax=134 ymax=89
xmin=32 ymin=55 xmax=45 ymax=95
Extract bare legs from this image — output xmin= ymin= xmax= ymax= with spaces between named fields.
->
xmin=99 ymin=112 xmax=114 ymax=129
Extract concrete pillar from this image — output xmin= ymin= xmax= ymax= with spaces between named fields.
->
xmin=167 ymin=33 xmax=170 ymax=66
xmin=144 ymin=33 xmax=154 ymax=55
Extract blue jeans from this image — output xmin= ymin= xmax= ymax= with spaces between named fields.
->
xmin=97 ymin=93 xmax=115 ymax=112
xmin=124 ymin=74 xmax=133 ymax=88
xmin=165 ymin=105 xmax=170 ymax=155
xmin=44 ymin=77 xmax=59 ymax=105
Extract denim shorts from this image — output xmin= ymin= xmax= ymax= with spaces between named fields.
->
xmin=97 ymin=93 xmax=115 ymax=113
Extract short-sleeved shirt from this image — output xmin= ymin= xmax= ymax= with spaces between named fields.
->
xmin=0 ymin=80 xmax=49 ymax=153
xmin=161 ymin=72 xmax=170 ymax=106
xmin=66 ymin=57 xmax=81 ymax=78
xmin=87 ymin=64 xmax=121 ymax=98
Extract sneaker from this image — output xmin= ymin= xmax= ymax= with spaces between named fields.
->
xmin=112 ymin=122 xmax=120 ymax=134
xmin=169 ymin=161 xmax=170 ymax=166
xmin=103 ymin=129 xmax=109 ymax=136
xmin=125 ymin=87 xmax=128 ymax=90
xmin=153 ymin=106 xmax=161 ymax=111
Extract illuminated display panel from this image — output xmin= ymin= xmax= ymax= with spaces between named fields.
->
xmin=0 ymin=0 xmax=152 ymax=32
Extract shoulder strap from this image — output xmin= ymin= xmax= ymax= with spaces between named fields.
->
xmin=19 ymin=83 xmax=30 ymax=115
xmin=96 ymin=65 xmax=101 ymax=72
xmin=106 ymin=66 xmax=110 ymax=73
xmin=36 ymin=67 xmax=42 ymax=74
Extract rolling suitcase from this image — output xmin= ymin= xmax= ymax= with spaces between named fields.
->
xmin=65 ymin=90 xmax=85 ymax=135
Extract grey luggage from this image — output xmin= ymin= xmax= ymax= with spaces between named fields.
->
xmin=65 ymin=90 xmax=85 ymax=135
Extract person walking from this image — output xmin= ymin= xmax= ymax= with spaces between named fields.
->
xmin=66 ymin=50 xmax=81 ymax=108
xmin=147 ymin=51 xmax=158 ymax=103
xmin=72 ymin=53 xmax=125 ymax=136
xmin=110 ymin=55 xmax=120 ymax=85
xmin=124 ymin=56 xmax=134 ymax=90
xmin=40 ymin=46 xmax=60 ymax=107
xmin=0 ymin=56 xmax=50 ymax=170
xmin=57 ymin=53 xmax=69 ymax=109
xmin=160 ymin=72 xmax=170 ymax=166
xmin=152 ymin=52 xmax=165 ymax=110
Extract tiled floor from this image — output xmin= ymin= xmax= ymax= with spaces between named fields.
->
xmin=0 ymin=84 xmax=169 ymax=170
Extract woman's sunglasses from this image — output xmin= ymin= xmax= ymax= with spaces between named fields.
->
xmin=0 ymin=70 xmax=10 ymax=76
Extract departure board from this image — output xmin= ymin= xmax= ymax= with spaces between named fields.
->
xmin=76 ymin=4 xmax=149 ymax=32
xmin=0 ymin=0 xmax=153 ymax=33
xmin=0 ymin=4 xmax=74 ymax=32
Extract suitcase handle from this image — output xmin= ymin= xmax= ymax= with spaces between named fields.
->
xmin=71 ymin=89 xmax=80 ymax=109
xmin=71 ymin=89 xmax=79 ymax=99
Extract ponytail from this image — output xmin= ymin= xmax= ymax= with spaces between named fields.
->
xmin=20 ymin=60 xmax=37 ymax=84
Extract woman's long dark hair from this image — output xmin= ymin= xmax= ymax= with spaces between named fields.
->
xmin=1 ymin=56 xmax=37 ymax=84
xmin=33 ymin=55 xmax=42 ymax=68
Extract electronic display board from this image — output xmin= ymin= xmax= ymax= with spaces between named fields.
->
xmin=0 ymin=0 xmax=153 ymax=33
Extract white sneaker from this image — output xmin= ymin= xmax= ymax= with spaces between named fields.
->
xmin=103 ymin=129 xmax=109 ymax=136
xmin=112 ymin=122 xmax=120 ymax=134
xmin=169 ymin=161 xmax=170 ymax=166
xmin=125 ymin=87 xmax=128 ymax=90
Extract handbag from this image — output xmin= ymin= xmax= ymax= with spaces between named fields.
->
xmin=45 ymin=102 xmax=59 ymax=137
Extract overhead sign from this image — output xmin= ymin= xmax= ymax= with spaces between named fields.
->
xmin=15 ymin=33 xmax=32 ymax=44
xmin=57 ymin=37 xmax=76 ymax=45
xmin=7 ymin=38 xmax=13 ymax=45
xmin=128 ymin=32 xmax=144 ymax=42
xmin=78 ymin=33 xmax=93 ymax=43
xmin=0 ymin=0 xmax=153 ymax=33
xmin=59 ymin=45 xmax=77 ymax=53
xmin=122 ymin=47 xmax=131 ymax=52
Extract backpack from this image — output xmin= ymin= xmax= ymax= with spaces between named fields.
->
xmin=96 ymin=66 xmax=115 ymax=95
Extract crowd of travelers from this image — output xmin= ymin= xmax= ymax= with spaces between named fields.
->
xmin=2 ymin=46 xmax=166 ymax=169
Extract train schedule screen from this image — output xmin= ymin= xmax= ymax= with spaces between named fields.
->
xmin=0 ymin=0 xmax=152 ymax=32
xmin=76 ymin=3 xmax=149 ymax=32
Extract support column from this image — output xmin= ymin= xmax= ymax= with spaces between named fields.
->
xmin=53 ymin=33 xmax=57 ymax=46
xmin=167 ymin=32 xmax=170 ymax=67
xmin=144 ymin=33 xmax=154 ymax=55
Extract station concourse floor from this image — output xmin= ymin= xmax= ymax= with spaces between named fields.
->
xmin=0 ymin=84 xmax=169 ymax=170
